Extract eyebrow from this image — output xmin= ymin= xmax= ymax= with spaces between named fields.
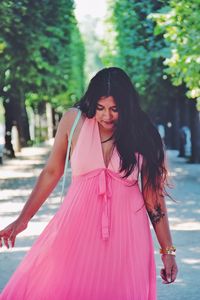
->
xmin=97 ymin=103 xmax=117 ymax=108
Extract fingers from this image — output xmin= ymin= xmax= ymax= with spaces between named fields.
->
xmin=165 ymin=267 xmax=173 ymax=283
xmin=11 ymin=237 xmax=16 ymax=248
xmin=0 ymin=229 xmax=7 ymax=248
xmin=9 ymin=230 xmax=16 ymax=248
xmin=0 ymin=235 xmax=10 ymax=249
xmin=171 ymin=263 xmax=178 ymax=282
xmin=0 ymin=235 xmax=15 ymax=249
xmin=160 ymin=268 xmax=167 ymax=283
xmin=3 ymin=237 xmax=10 ymax=249
xmin=0 ymin=227 xmax=16 ymax=249
xmin=160 ymin=268 xmax=172 ymax=284
xmin=161 ymin=254 xmax=178 ymax=284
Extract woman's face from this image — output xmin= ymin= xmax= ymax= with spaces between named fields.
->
xmin=95 ymin=96 xmax=119 ymax=131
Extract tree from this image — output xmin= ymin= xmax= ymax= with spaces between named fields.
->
xmin=0 ymin=0 xmax=84 ymax=156
xmin=102 ymin=0 xmax=187 ymax=150
xmin=151 ymin=0 xmax=200 ymax=162
xmin=77 ymin=15 xmax=105 ymax=83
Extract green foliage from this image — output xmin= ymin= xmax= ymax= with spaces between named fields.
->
xmin=0 ymin=101 xmax=4 ymax=123
xmin=151 ymin=0 xmax=200 ymax=107
xmin=0 ymin=0 xmax=85 ymax=111
xmin=102 ymin=0 xmax=172 ymax=112
xmin=79 ymin=16 xmax=105 ymax=83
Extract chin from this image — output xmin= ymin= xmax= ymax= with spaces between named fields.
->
xmin=102 ymin=122 xmax=115 ymax=130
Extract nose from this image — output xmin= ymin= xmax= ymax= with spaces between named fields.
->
xmin=103 ymin=109 xmax=112 ymax=120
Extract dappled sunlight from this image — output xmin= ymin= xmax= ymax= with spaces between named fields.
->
xmin=189 ymin=246 xmax=200 ymax=253
xmin=0 ymin=202 xmax=26 ymax=215
xmin=169 ymin=214 xmax=200 ymax=230
xmin=19 ymin=221 xmax=49 ymax=236
xmin=0 ymin=171 xmax=35 ymax=179
xmin=169 ymin=167 xmax=189 ymax=177
xmin=1 ymin=159 xmax=44 ymax=168
xmin=171 ymin=221 xmax=200 ymax=230
xmin=0 ymin=246 xmax=31 ymax=254
xmin=180 ymin=256 xmax=200 ymax=270
xmin=0 ymin=162 xmax=43 ymax=179
xmin=0 ymin=199 xmax=60 ymax=229
xmin=16 ymin=146 xmax=50 ymax=158
xmin=182 ymin=200 xmax=197 ymax=206
xmin=0 ymin=216 xmax=49 ymax=231
xmin=182 ymin=258 xmax=200 ymax=265
xmin=0 ymin=189 xmax=31 ymax=199
xmin=167 ymin=207 xmax=176 ymax=213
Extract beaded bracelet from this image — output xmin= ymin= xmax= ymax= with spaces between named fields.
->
xmin=160 ymin=245 xmax=176 ymax=256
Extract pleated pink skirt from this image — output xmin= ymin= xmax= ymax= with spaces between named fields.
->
xmin=0 ymin=169 xmax=156 ymax=300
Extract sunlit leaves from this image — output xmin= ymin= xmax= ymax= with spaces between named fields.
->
xmin=0 ymin=0 xmax=85 ymax=111
xmin=152 ymin=0 xmax=200 ymax=105
xmin=103 ymin=0 xmax=171 ymax=111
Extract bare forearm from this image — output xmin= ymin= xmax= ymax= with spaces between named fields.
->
xmin=147 ymin=199 xmax=173 ymax=248
xmin=152 ymin=215 xmax=173 ymax=249
xmin=18 ymin=168 xmax=62 ymax=224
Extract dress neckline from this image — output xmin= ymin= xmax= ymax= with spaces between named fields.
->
xmin=96 ymin=119 xmax=115 ymax=169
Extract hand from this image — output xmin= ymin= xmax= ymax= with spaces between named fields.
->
xmin=0 ymin=218 xmax=28 ymax=248
xmin=160 ymin=254 xmax=178 ymax=284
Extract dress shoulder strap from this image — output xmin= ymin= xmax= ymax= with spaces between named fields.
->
xmin=60 ymin=109 xmax=82 ymax=202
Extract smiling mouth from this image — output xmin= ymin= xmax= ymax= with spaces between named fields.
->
xmin=103 ymin=121 xmax=113 ymax=124
xmin=103 ymin=122 xmax=114 ymax=126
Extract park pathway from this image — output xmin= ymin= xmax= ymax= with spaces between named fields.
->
xmin=0 ymin=143 xmax=200 ymax=299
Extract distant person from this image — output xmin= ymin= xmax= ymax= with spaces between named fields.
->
xmin=0 ymin=67 xmax=178 ymax=300
xmin=179 ymin=126 xmax=191 ymax=158
xmin=179 ymin=126 xmax=187 ymax=157
xmin=0 ymin=124 xmax=5 ymax=164
xmin=158 ymin=124 xmax=165 ymax=145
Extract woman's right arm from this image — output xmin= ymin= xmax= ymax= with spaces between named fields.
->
xmin=0 ymin=109 xmax=78 ymax=248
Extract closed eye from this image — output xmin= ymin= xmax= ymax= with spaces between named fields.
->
xmin=96 ymin=105 xmax=118 ymax=112
xmin=96 ymin=105 xmax=104 ymax=111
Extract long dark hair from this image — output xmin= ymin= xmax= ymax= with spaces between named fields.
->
xmin=75 ymin=67 xmax=168 ymax=200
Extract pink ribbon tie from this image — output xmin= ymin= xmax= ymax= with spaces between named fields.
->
xmin=99 ymin=170 xmax=112 ymax=241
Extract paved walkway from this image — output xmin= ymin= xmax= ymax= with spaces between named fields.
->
xmin=0 ymin=144 xmax=200 ymax=299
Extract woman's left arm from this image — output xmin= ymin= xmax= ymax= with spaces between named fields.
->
xmin=141 ymin=164 xmax=178 ymax=284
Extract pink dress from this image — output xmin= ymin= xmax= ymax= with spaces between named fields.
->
xmin=0 ymin=117 xmax=156 ymax=300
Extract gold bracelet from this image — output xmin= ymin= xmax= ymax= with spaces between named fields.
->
xmin=160 ymin=245 xmax=176 ymax=256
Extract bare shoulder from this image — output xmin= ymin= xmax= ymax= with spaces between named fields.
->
xmin=60 ymin=108 xmax=85 ymax=134
xmin=62 ymin=107 xmax=79 ymax=122
xmin=60 ymin=107 xmax=78 ymax=127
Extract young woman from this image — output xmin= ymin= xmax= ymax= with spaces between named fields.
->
xmin=0 ymin=67 xmax=178 ymax=299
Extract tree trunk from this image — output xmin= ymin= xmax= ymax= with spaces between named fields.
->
xmin=46 ymin=103 xmax=54 ymax=139
xmin=171 ymin=97 xmax=180 ymax=150
xmin=52 ymin=108 xmax=57 ymax=137
xmin=178 ymin=97 xmax=191 ymax=157
xmin=15 ymin=86 xmax=31 ymax=147
xmin=52 ymin=108 xmax=61 ymax=137
xmin=190 ymin=100 xmax=200 ymax=163
xmin=3 ymin=84 xmax=31 ymax=156
xmin=3 ymin=98 xmax=16 ymax=158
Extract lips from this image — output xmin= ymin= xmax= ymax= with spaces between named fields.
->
xmin=103 ymin=121 xmax=113 ymax=125
xmin=103 ymin=122 xmax=114 ymax=127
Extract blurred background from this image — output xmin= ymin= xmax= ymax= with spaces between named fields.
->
xmin=0 ymin=0 xmax=199 ymax=161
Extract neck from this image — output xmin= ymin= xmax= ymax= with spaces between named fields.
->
xmin=101 ymin=135 xmax=113 ymax=143
xmin=98 ymin=123 xmax=114 ymax=136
